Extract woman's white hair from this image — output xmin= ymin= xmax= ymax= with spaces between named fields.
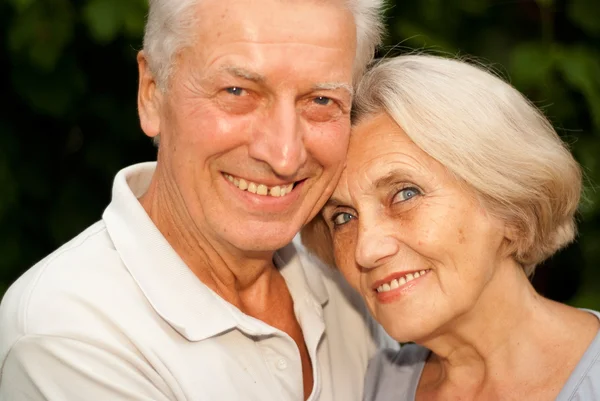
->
xmin=142 ymin=0 xmax=386 ymax=90
xmin=302 ymin=54 xmax=582 ymax=277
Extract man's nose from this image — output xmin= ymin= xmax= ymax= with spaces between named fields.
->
xmin=354 ymin=218 xmax=399 ymax=270
xmin=248 ymin=100 xmax=307 ymax=178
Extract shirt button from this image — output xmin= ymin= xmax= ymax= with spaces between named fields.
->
xmin=276 ymin=358 xmax=288 ymax=370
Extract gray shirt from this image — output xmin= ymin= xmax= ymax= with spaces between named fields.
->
xmin=364 ymin=309 xmax=600 ymax=401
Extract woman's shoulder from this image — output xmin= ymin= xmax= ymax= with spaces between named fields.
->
xmin=363 ymin=344 xmax=430 ymax=401
xmin=556 ymin=308 xmax=600 ymax=401
xmin=372 ymin=343 xmax=430 ymax=367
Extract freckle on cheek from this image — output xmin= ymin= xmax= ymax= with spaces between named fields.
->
xmin=458 ymin=228 xmax=465 ymax=244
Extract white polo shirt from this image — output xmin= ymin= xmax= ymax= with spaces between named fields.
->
xmin=0 ymin=162 xmax=395 ymax=401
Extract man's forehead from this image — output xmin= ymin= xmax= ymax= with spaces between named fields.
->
xmin=194 ymin=0 xmax=355 ymax=43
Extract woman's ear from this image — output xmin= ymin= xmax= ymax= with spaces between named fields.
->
xmin=137 ymin=51 xmax=163 ymax=139
xmin=500 ymin=221 xmax=521 ymax=258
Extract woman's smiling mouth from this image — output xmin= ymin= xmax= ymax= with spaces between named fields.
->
xmin=374 ymin=269 xmax=432 ymax=293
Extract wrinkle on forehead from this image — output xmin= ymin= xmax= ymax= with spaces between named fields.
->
xmin=339 ymin=113 xmax=443 ymax=203
xmin=197 ymin=0 xmax=355 ymax=48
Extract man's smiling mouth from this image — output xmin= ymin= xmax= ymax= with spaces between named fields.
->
xmin=224 ymin=173 xmax=296 ymax=197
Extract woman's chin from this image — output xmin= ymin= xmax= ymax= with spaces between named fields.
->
xmin=379 ymin=322 xmax=429 ymax=345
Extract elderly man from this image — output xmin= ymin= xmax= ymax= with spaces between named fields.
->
xmin=0 ymin=0 xmax=393 ymax=400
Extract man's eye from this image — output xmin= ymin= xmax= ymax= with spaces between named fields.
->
xmin=313 ymin=96 xmax=332 ymax=106
xmin=393 ymin=187 xmax=421 ymax=203
xmin=225 ymin=87 xmax=246 ymax=96
xmin=332 ymin=212 xmax=355 ymax=226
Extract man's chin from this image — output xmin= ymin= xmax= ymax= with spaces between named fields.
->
xmin=227 ymin=228 xmax=298 ymax=254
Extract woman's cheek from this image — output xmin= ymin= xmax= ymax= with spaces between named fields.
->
xmin=333 ymin=231 xmax=361 ymax=287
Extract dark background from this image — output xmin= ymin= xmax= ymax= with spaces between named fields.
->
xmin=1 ymin=0 xmax=599 ymax=307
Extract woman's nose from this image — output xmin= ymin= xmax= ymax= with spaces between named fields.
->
xmin=354 ymin=219 xmax=399 ymax=270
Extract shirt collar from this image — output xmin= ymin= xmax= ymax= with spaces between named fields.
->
xmin=102 ymin=162 xmax=329 ymax=341
xmin=277 ymin=237 xmax=329 ymax=307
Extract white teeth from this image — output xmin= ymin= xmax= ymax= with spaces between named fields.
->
xmin=270 ymin=186 xmax=281 ymax=197
xmin=225 ymin=174 xmax=295 ymax=197
xmin=257 ymin=184 xmax=268 ymax=196
xmin=375 ymin=269 xmax=431 ymax=293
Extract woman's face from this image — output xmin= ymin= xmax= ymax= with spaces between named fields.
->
xmin=322 ymin=113 xmax=509 ymax=342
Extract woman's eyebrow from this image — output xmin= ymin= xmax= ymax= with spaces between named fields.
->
xmin=374 ymin=170 xmax=415 ymax=190
xmin=324 ymin=197 xmax=348 ymax=209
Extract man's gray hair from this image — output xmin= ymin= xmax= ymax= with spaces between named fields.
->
xmin=142 ymin=0 xmax=386 ymax=90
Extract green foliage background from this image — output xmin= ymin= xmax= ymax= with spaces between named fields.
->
xmin=1 ymin=0 xmax=599 ymax=306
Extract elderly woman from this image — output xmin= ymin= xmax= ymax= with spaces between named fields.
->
xmin=302 ymin=54 xmax=600 ymax=400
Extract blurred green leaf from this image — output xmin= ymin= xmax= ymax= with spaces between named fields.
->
xmin=420 ymin=0 xmax=444 ymax=24
xmin=82 ymin=0 xmax=147 ymax=43
xmin=555 ymin=46 xmax=600 ymax=130
xmin=568 ymin=0 xmax=600 ymax=37
xmin=122 ymin=0 xmax=148 ymax=38
xmin=7 ymin=0 xmax=74 ymax=71
xmin=83 ymin=0 xmax=121 ymax=43
xmin=6 ymin=0 xmax=34 ymax=12
xmin=535 ymin=0 xmax=555 ymax=8
xmin=458 ymin=0 xmax=489 ymax=15
xmin=11 ymin=58 xmax=87 ymax=117
xmin=391 ymin=19 xmax=456 ymax=54
xmin=509 ymin=42 xmax=555 ymax=88
xmin=576 ymin=138 xmax=600 ymax=219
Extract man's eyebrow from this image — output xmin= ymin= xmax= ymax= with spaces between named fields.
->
xmin=219 ymin=66 xmax=266 ymax=83
xmin=313 ymin=82 xmax=354 ymax=97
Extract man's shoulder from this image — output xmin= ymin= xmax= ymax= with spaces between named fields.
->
xmin=0 ymin=220 xmax=142 ymax=351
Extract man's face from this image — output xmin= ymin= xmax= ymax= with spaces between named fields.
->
xmin=139 ymin=0 xmax=357 ymax=254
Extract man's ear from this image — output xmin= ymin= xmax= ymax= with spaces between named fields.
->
xmin=137 ymin=51 xmax=162 ymax=139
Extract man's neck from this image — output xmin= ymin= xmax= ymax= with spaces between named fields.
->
xmin=139 ymin=172 xmax=282 ymax=311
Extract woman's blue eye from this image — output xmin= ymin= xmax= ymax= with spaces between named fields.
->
xmin=226 ymin=87 xmax=245 ymax=96
xmin=314 ymin=96 xmax=332 ymax=106
xmin=394 ymin=187 xmax=421 ymax=203
xmin=332 ymin=212 xmax=355 ymax=226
